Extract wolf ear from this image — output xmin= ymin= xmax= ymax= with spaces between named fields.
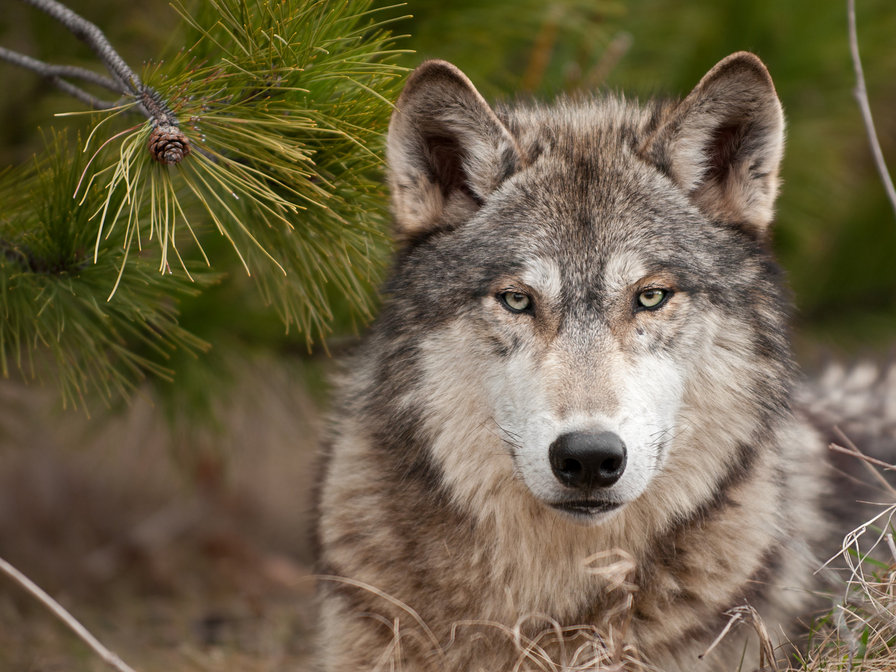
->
xmin=386 ymin=60 xmax=522 ymax=242
xmin=641 ymin=52 xmax=785 ymax=235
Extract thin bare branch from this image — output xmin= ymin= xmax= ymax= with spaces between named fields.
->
xmin=0 ymin=47 xmax=124 ymax=109
xmin=51 ymin=77 xmax=121 ymax=110
xmin=830 ymin=441 xmax=896 ymax=475
xmin=18 ymin=0 xmax=142 ymax=94
xmin=7 ymin=1 xmax=176 ymax=120
xmin=0 ymin=556 xmax=139 ymax=672
xmin=848 ymin=0 xmax=896 ymax=219
xmin=0 ymin=46 xmax=122 ymax=92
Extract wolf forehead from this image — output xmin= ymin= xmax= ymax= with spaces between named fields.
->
xmin=500 ymin=96 xmax=669 ymax=178
xmin=413 ymin=96 xmax=704 ymax=238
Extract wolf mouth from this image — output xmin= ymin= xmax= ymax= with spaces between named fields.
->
xmin=549 ymin=499 xmax=622 ymax=516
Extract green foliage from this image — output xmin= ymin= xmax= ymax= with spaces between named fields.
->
xmin=83 ymin=0 xmax=406 ymax=340
xmin=0 ymin=0 xmax=406 ymax=412
xmin=0 ymin=132 xmax=209 ymax=410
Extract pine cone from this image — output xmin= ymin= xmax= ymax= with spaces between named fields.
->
xmin=148 ymin=124 xmax=191 ymax=165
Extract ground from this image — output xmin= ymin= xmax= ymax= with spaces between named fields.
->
xmin=0 ymin=359 xmax=321 ymax=671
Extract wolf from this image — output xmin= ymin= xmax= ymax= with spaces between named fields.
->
xmin=316 ymin=52 xmax=894 ymax=671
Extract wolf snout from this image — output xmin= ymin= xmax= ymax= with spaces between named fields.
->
xmin=549 ymin=431 xmax=627 ymax=489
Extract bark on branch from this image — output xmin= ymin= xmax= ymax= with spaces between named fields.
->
xmin=0 ymin=46 xmax=124 ymax=110
xmin=3 ymin=0 xmax=189 ymax=158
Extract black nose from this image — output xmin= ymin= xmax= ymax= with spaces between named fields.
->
xmin=549 ymin=431 xmax=627 ymax=489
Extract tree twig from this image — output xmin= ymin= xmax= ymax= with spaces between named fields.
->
xmin=5 ymin=0 xmax=185 ymax=123
xmin=0 ymin=556 xmax=139 ymax=672
xmin=0 ymin=47 xmax=124 ymax=110
xmin=44 ymin=76 xmax=123 ymax=110
xmin=18 ymin=0 xmax=142 ymax=95
xmin=0 ymin=47 xmax=122 ymax=92
xmin=847 ymin=0 xmax=896 ymax=219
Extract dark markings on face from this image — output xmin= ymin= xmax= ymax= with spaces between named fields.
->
xmin=693 ymin=442 xmax=760 ymax=516
xmin=486 ymin=333 xmax=524 ymax=359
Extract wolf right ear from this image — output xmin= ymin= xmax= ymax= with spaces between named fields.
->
xmin=640 ymin=52 xmax=785 ymax=235
xmin=386 ymin=61 xmax=522 ymax=243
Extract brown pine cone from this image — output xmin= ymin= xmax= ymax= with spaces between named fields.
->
xmin=148 ymin=124 xmax=191 ymax=165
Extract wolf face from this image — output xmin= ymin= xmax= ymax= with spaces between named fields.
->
xmin=380 ymin=53 xmax=790 ymax=525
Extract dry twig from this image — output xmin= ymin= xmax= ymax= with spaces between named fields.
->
xmin=0 ymin=556 xmax=139 ymax=672
xmin=847 ymin=0 xmax=896 ymax=219
xmin=830 ymin=425 xmax=896 ymax=498
xmin=19 ymin=0 xmax=141 ymax=94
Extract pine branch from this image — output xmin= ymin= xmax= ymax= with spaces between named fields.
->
xmin=72 ymin=0 xmax=406 ymax=340
xmin=0 ymin=46 xmax=121 ymax=92
xmin=0 ymin=47 xmax=123 ymax=110
xmin=5 ymin=0 xmax=190 ymax=133
xmin=1 ymin=0 xmax=407 ymax=410
xmin=0 ymin=132 xmax=211 ymax=411
xmin=5 ymin=0 xmax=404 ymax=335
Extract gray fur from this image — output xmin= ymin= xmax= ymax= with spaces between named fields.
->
xmin=316 ymin=52 xmax=895 ymax=671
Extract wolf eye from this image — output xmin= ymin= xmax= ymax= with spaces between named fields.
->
xmin=637 ymin=288 xmax=671 ymax=310
xmin=498 ymin=291 xmax=533 ymax=314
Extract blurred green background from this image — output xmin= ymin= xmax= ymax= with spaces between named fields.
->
xmin=1 ymin=0 xmax=894 ymax=404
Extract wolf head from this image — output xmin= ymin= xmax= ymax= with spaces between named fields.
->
xmin=369 ymin=53 xmax=792 ymax=527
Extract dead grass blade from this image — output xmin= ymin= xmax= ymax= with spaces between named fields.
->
xmin=0 ymin=556 xmax=139 ymax=672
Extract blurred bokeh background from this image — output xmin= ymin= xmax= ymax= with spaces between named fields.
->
xmin=0 ymin=0 xmax=894 ymax=669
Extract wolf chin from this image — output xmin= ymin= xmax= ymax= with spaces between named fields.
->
xmin=316 ymin=52 xmax=892 ymax=671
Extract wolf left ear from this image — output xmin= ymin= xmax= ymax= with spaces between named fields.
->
xmin=386 ymin=60 xmax=522 ymax=243
xmin=640 ymin=52 xmax=785 ymax=235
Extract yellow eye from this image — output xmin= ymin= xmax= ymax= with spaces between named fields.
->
xmin=637 ymin=288 xmax=670 ymax=310
xmin=499 ymin=291 xmax=532 ymax=313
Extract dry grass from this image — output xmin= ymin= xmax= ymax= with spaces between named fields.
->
xmin=788 ymin=504 xmax=896 ymax=672
xmin=321 ymin=562 xmax=650 ymax=672
xmin=328 ymin=519 xmax=896 ymax=672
